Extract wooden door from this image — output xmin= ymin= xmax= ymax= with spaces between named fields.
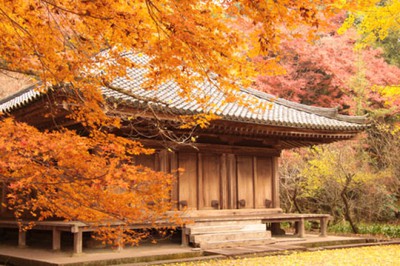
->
xmin=199 ymin=154 xmax=221 ymax=209
xmin=236 ymin=155 xmax=254 ymax=209
xmin=178 ymin=152 xmax=198 ymax=210
xmin=235 ymin=155 xmax=273 ymax=209
xmin=254 ymin=157 xmax=273 ymax=208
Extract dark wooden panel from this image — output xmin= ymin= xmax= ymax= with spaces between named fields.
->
xmin=178 ymin=152 xmax=198 ymax=210
xmin=236 ymin=155 xmax=254 ymax=209
xmin=134 ymin=154 xmax=157 ymax=170
xmin=220 ymin=154 xmax=228 ymax=209
xmin=272 ymin=156 xmax=280 ymax=208
xmin=255 ymin=157 xmax=273 ymax=208
xmin=227 ymin=154 xmax=237 ymax=209
xmin=200 ymin=154 xmax=221 ymax=209
xmin=161 ymin=150 xmax=179 ymax=209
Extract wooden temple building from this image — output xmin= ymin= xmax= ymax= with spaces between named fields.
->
xmin=0 ymin=53 xmax=367 ymax=253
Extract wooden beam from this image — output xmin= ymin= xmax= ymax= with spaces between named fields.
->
xmin=296 ymin=218 xmax=305 ymax=238
xmin=170 ymin=151 xmax=179 ymax=209
xmin=197 ymin=153 xmax=203 ymax=210
xmin=220 ymin=154 xmax=228 ymax=209
xmin=18 ymin=230 xmax=26 ymax=248
xmin=227 ymin=154 xmax=237 ymax=209
xmin=252 ymin=156 xmax=257 ymax=210
xmin=272 ymin=156 xmax=280 ymax=209
xmin=52 ymin=228 xmax=61 ymax=251
xmin=73 ymin=231 xmax=83 ymax=254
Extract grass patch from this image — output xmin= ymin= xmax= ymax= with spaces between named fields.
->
xmin=329 ymin=222 xmax=400 ymax=238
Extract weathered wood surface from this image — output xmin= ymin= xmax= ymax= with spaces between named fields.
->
xmin=255 ymin=157 xmax=272 ymax=208
xmin=237 ymin=155 xmax=254 ymax=209
xmin=170 ymin=151 xmax=275 ymax=211
xmin=178 ymin=152 xmax=198 ymax=210
xmin=0 ymin=219 xmax=175 ymax=254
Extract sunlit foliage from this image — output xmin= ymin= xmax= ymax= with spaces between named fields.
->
xmin=0 ymin=0 xmax=361 ymax=245
xmin=165 ymin=245 xmax=400 ymax=266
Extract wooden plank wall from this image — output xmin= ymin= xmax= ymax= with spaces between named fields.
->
xmin=178 ymin=153 xmax=198 ymax=210
xmin=0 ymin=150 xmax=277 ymax=220
xmin=237 ymin=156 xmax=254 ymax=209
xmin=255 ymin=157 xmax=273 ymax=208
xmin=134 ymin=151 xmax=276 ymax=211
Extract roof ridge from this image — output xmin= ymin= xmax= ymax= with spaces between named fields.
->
xmin=240 ymin=87 xmax=367 ymax=124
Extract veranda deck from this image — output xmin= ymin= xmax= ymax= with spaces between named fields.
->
xmin=0 ymin=212 xmax=331 ymax=254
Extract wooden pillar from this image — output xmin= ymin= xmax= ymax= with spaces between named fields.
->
xmin=18 ymin=230 xmax=26 ymax=248
xmin=272 ymin=156 xmax=280 ymax=209
xmin=252 ymin=156 xmax=257 ymax=209
xmin=52 ymin=228 xmax=61 ymax=251
xmin=220 ymin=154 xmax=228 ymax=209
xmin=197 ymin=153 xmax=203 ymax=210
xmin=296 ymin=218 xmax=305 ymax=238
xmin=116 ymin=233 xmax=124 ymax=252
xmin=320 ymin=217 xmax=328 ymax=237
xmin=181 ymin=227 xmax=189 ymax=247
xmin=227 ymin=154 xmax=237 ymax=209
xmin=73 ymin=231 xmax=83 ymax=254
xmin=170 ymin=151 xmax=179 ymax=209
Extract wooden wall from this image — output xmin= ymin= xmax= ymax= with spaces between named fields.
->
xmin=136 ymin=149 xmax=278 ymax=211
xmin=0 ymin=148 xmax=279 ymax=218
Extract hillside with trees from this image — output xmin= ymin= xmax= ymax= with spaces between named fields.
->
xmin=255 ymin=9 xmax=400 ymax=232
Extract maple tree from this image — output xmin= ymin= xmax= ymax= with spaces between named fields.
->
xmin=0 ymin=118 xmax=178 ymax=245
xmin=0 ymin=0 xmax=374 ymax=245
xmin=255 ymin=14 xmax=400 ymax=115
xmin=251 ymin=8 xmax=400 ymax=227
xmin=340 ymin=0 xmax=400 ymax=119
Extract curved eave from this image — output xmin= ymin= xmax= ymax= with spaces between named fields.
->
xmin=0 ymin=85 xmax=42 ymax=114
xmin=208 ymin=121 xmax=359 ymax=138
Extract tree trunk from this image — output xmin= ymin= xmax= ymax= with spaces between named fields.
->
xmin=341 ymin=174 xmax=358 ymax=234
xmin=292 ymin=187 xmax=302 ymax=213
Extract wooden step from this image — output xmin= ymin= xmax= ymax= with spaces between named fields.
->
xmin=178 ymin=208 xmax=283 ymax=218
xmin=186 ymin=219 xmax=264 ymax=227
xmin=187 ymin=223 xmax=266 ymax=235
xmin=199 ymin=238 xmax=276 ymax=249
xmin=192 ymin=230 xmax=271 ymax=243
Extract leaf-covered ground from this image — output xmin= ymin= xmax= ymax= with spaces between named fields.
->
xmin=166 ymin=245 xmax=400 ymax=266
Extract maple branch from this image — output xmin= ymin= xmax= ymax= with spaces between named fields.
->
xmin=0 ymin=65 xmax=39 ymax=77
xmin=40 ymin=0 xmax=113 ymax=20
xmin=0 ymin=7 xmax=34 ymax=38
xmin=145 ymin=0 xmax=171 ymax=38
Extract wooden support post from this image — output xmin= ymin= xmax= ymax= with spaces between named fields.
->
xmin=73 ymin=230 xmax=83 ymax=254
xmin=18 ymin=230 xmax=26 ymax=248
xmin=227 ymin=154 xmax=237 ymax=209
xmin=197 ymin=153 xmax=203 ymax=210
xmin=52 ymin=228 xmax=61 ymax=251
xmin=181 ymin=227 xmax=189 ymax=247
xmin=296 ymin=218 xmax=305 ymax=238
xmin=270 ymin=223 xmax=285 ymax=236
xmin=272 ymin=157 xmax=280 ymax=209
xmin=116 ymin=231 xmax=124 ymax=252
xmin=170 ymin=151 xmax=179 ymax=210
xmin=320 ymin=217 xmax=328 ymax=237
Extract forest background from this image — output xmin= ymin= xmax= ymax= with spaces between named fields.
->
xmin=0 ymin=0 xmax=399 ymax=244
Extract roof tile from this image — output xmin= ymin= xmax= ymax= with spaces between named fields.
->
xmin=0 ymin=53 xmax=367 ymax=131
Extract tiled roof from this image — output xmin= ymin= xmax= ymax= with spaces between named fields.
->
xmin=0 ymin=52 xmax=367 ymax=132
xmin=0 ymin=85 xmax=41 ymax=113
